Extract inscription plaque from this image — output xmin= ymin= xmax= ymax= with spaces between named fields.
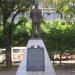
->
xmin=27 ymin=47 xmax=45 ymax=71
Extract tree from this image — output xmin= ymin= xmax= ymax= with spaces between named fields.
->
xmin=0 ymin=0 xmax=34 ymax=67
xmin=12 ymin=18 xmax=30 ymax=46
xmin=42 ymin=20 xmax=75 ymax=64
xmin=56 ymin=0 xmax=75 ymax=22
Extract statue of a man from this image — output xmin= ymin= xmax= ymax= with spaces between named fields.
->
xmin=30 ymin=3 xmax=42 ymax=38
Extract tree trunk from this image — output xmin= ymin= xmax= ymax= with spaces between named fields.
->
xmin=5 ymin=44 xmax=12 ymax=67
xmin=5 ymin=34 xmax=12 ymax=67
xmin=53 ymin=53 xmax=54 ymax=64
xmin=60 ymin=13 xmax=63 ymax=19
xmin=51 ymin=52 xmax=54 ymax=64
xmin=3 ymin=18 xmax=12 ymax=67
xmin=60 ymin=51 xmax=62 ymax=65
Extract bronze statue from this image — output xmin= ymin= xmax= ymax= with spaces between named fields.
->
xmin=30 ymin=3 xmax=42 ymax=38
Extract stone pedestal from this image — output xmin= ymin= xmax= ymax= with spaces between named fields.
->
xmin=16 ymin=39 xmax=56 ymax=75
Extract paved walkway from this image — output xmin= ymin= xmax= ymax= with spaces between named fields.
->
xmin=56 ymin=69 xmax=75 ymax=75
xmin=0 ymin=67 xmax=17 ymax=75
xmin=0 ymin=68 xmax=75 ymax=75
xmin=55 ymin=64 xmax=75 ymax=75
xmin=0 ymin=70 xmax=16 ymax=75
xmin=0 ymin=64 xmax=75 ymax=75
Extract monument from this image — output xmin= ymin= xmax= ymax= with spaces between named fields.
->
xmin=16 ymin=3 xmax=56 ymax=75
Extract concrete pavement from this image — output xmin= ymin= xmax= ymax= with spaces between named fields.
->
xmin=0 ymin=64 xmax=75 ymax=75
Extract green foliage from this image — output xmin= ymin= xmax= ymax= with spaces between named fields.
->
xmin=0 ymin=20 xmax=75 ymax=53
xmin=12 ymin=19 xmax=31 ymax=46
xmin=56 ymin=0 xmax=69 ymax=13
xmin=41 ymin=20 xmax=75 ymax=53
xmin=0 ymin=26 xmax=4 ymax=47
xmin=12 ymin=29 xmax=30 ymax=46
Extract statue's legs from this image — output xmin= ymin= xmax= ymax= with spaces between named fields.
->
xmin=32 ymin=22 xmax=37 ymax=38
xmin=37 ymin=23 xmax=41 ymax=37
xmin=32 ymin=22 xmax=35 ymax=38
xmin=32 ymin=22 xmax=41 ymax=38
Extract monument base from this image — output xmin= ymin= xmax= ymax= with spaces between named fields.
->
xmin=16 ymin=38 xmax=56 ymax=75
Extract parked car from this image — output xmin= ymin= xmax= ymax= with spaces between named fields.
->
xmin=11 ymin=47 xmax=26 ymax=63
xmin=0 ymin=47 xmax=26 ymax=64
xmin=0 ymin=49 xmax=6 ymax=64
xmin=54 ymin=53 xmax=72 ymax=60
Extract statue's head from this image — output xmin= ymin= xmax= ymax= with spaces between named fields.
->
xmin=34 ymin=3 xmax=38 ymax=8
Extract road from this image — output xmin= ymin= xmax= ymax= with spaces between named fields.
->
xmin=0 ymin=69 xmax=75 ymax=75
xmin=0 ymin=64 xmax=75 ymax=75
xmin=55 ymin=64 xmax=75 ymax=75
xmin=55 ymin=69 xmax=75 ymax=75
xmin=0 ymin=67 xmax=17 ymax=75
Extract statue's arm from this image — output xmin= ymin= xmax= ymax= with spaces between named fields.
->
xmin=39 ymin=10 xmax=46 ymax=24
xmin=40 ymin=10 xmax=43 ymax=19
xmin=30 ymin=10 xmax=33 ymax=18
xmin=39 ymin=10 xmax=44 ymax=22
